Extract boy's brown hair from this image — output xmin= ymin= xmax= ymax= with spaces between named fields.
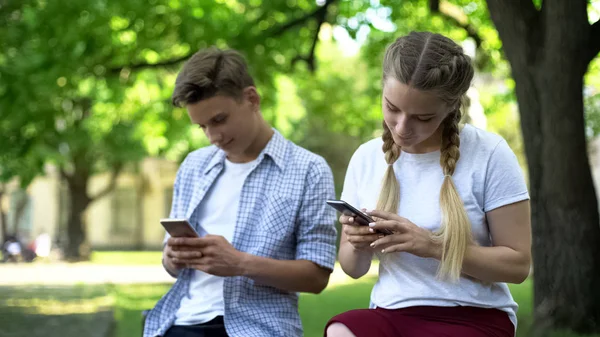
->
xmin=171 ymin=47 xmax=255 ymax=107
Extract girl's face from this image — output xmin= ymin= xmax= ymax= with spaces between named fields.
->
xmin=382 ymin=77 xmax=453 ymax=153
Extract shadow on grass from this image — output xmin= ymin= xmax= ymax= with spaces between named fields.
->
xmin=0 ymin=285 xmax=114 ymax=337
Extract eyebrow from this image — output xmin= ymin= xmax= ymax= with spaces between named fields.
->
xmin=384 ymin=96 xmax=437 ymax=116
xmin=197 ymin=112 xmax=227 ymax=127
xmin=210 ymin=112 xmax=226 ymax=121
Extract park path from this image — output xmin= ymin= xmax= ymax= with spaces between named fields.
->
xmin=0 ymin=262 xmax=378 ymax=286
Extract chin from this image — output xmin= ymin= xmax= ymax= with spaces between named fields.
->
xmin=393 ymin=138 xmax=416 ymax=148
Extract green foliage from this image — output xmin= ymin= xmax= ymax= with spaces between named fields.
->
xmin=479 ymin=85 xmax=528 ymax=175
xmin=585 ymin=57 xmax=600 ymax=138
xmin=2 ymin=0 xmax=600 ymax=263
xmin=0 ymin=0 xmax=346 ymax=185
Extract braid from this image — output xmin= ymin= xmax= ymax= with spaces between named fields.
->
xmin=440 ymin=109 xmax=462 ymax=176
xmin=382 ymin=120 xmax=401 ymax=164
xmin=435 ymin=107 xmax=473 ymax=282
xmin=380 ymin=31 xmax=476 ymax=281
xmin=376 ymin=121 xmax=401 ymax=214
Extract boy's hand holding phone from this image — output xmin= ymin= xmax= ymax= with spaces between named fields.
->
xmin=166 ymin=235 xmax=248 ymax=277
xmin=160 ymin=218 xmax=248 ymax=277
xmin=163 ymin=242 xmax=188 ymax=274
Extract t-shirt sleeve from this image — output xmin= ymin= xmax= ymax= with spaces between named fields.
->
xmin=340 ymin=146 xmax=362 ymax=208
xmin=483 ymin=139 xmax=530 ymax=212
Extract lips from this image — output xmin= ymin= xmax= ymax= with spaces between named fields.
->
xmin=218 ymin=139 xmax=234 ymax=148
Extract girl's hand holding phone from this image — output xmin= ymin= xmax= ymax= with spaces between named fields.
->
xmin=341 ymin=209 xmax=385 ymax=251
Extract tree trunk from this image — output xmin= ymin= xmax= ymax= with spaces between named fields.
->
xmin=64 ymin=172 xmax=91 ymax=261
xmin=12 ymin=191 xmax=28 ymax=237
xmin=487 ymin=0 xmax=600 ymax=333
xmin=135 ymin=166 xmax=145 ymax=250
xmin=0 ymin=186 xmax=6 ymax=243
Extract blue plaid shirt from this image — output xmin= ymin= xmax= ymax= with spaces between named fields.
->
xmin=144 ymin=129 xmax=338 ymax=337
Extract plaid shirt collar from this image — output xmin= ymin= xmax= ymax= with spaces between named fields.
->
xmin=203 ymin=128 xmax=286 ymax=175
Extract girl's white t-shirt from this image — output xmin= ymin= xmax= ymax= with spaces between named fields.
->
xmin=341 ymin=124 xmax=530 ymax=329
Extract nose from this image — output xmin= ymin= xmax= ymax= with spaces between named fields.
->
xmin=394 ymin=113 xmax=411 ymax=136
xmin=205 ymin=128 xmax=223 ymax=145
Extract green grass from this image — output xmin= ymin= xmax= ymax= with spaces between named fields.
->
xmin=2 ymin=274 xmax=600 ymax=337
xmin=300 ymin=277 xmax=376 ymax=337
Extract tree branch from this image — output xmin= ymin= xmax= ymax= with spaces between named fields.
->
xmin=431 ymin=1 xmax=482 ymax=48
xmin=429 ymin=0 xmax=493 ymax=68
xmin=108 ymin=54 xmax=191 ymax=75
xmin=89 ymin=163 xmax=123 ymax=202
xmin=268 ymin=0 xmax=337 ymax=37
xmin=291 ymin=1 xmax=330 ymax=72
xmin=107 ymin=1 xmax=338 ymax=74
xmin=588 ymin=19 xmax=600 ymax=64
xmin=429 ymin=0 xmax=440 ymax=12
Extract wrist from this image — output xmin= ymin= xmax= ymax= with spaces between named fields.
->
xmin=348 ymin=242 xmax=376 ymax=255
xmin=237 ymin=252 xmax=254 ymax=277
xmin=429 ymin=238 xmax=444 ymax=260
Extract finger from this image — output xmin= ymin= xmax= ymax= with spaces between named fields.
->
xmin=343 ymin=224 xmax=374 ymax=236
xmin=347 ymin=234 xmax=383 ymax=244
xmin=380 ymin=243 xmax=412 ymax=254
xmin=367 ymin=209 xmax=402 ymax=221
xmin=170 ymin=245 xmax=200 ymax=252
xmin=368 ymin=220 xmax=408 ymax=233
xmin=339 ymin=214 xmax=355 ymax=224
xmin=169 ymin=237 xmax=210 ymax=247
xmin=170 ymin=250 xmax=203 ymax=259
xmin=371 ymin=233 xmax=411 ymax=248
xmin=172 ymin=257 xmax=205 ymax=265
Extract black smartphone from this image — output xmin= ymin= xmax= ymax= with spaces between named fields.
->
xmin=325 ymin=200 xmax=393 ymax=235
xmin=160 ymin=218 xmax=199 ymax=238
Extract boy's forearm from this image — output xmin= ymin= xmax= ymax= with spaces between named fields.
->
xmin=241 ymin=254 xmax=331 ymax=294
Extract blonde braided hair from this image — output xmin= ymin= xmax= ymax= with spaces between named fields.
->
xmin=376 ymin=31 xmax=475 ymax=282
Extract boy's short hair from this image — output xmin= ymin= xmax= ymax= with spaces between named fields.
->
xmin=171 ymin=47 xmax=255 ymax=107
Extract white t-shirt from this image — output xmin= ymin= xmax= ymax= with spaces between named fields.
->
xmin=169 ymin=158 xmax=257 ymax=326
xmin=341 ymin=124 xmax=530 ymax=329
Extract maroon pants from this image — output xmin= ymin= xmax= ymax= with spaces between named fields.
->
xmin=325 ymin=306 xmax=514 ymax=337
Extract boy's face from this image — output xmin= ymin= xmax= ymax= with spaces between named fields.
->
xmin=186 ymin=87 xmax=261 ymax=160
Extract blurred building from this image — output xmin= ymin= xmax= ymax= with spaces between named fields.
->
xmin=0 ymin=158 xmax=178 ymax=250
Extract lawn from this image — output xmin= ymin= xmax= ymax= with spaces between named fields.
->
xmin=1 ymin=251 xmax=598 ymax=337
xmin=3 ymin=278 xmax=598 ymax=337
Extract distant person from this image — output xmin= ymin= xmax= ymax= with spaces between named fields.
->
xmin=325 ymin=31 xmax=531 ymax=337
xmin=143 ymin=47 xmax=338 ymax=337
xmin=2 ymin=235 xmax=23 ymax=262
